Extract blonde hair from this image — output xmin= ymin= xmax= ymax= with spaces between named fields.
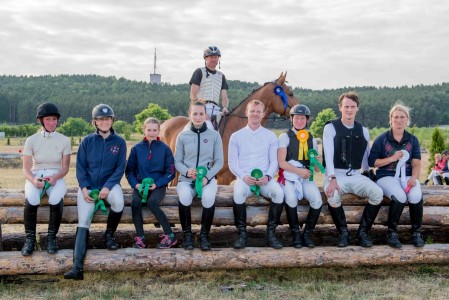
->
xmin=142 ymin=117 xmax=160 ymax=130
xmin=389 ymin=102 xmax=411 ymax=127
xmin=434 ymin=153 xmax=442 ymax=160
xmin=246 ymin=99 xmax=265 ymax=112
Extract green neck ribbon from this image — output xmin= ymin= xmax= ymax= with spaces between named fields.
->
xmin=250 ymin=168 xmax=263 ymax=197
xmin=89 ymin=189 xmax=108 ymax=221
xmin=139 ymin=178 xmax=154 ymax=203
xmin=307 ymin=149 xmax=325 ymax=181
xmin=195 ymin=166 xmax=208 ymax=198
xmin=39 ymin=177 xmax=52 ymax=201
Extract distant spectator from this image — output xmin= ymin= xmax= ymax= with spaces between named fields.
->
xmin=422 ymin=153 xmax=445 ymax=185
xmin=440 ymin=150 xmax=449 ymax=185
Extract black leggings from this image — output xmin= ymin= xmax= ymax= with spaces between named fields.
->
xmin=131 ymin=187 xmax=172 ymax=237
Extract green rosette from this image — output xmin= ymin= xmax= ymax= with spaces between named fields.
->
xmin=89 ymin=189 xmax=107 ymax=221
xmin=139 ymin=178 xmax=154 ymax=203
xmin=250 ymin=168 xmax=263 ymax=196
xmin=39 ymin=177 xmax=52 ymax=202
xmin=307 ymin=149 xmax=325 ymax=181
xmin=195 ymin=166 xmax=208 ymax=198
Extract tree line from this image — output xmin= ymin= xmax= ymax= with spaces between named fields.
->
xmin=1 ymin=74 xmax=449 ymax=128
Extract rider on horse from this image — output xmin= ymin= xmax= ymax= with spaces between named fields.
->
xmin=189 ymin=46 xmax=230 ymax=130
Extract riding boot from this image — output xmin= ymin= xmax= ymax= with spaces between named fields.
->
xmin=444 ymin=177 xmax=449 ymax=185
xmin=436 ymin=176 xmax=443 ymax=185
xmin=64 ymin=227 xmax=89 ymax=280
xmin=387 ymin=196 xmax=405 ymax=249
xmin=356 ymin=203 xmax=381 ymax=248
xmin=285 ymin=204 xmax=302 ymax=248
xmin=302 ymin=206 xmax=322 ymax=248
xmin=266 ymin=202 xmax=283 ymax=249
xmin=422 ymin=179 xmax=429 ymax=185
xmin=22 ymin=199 xmax=38 ymax=256
xmin=104 ymin=209 xmax=123 ymax=250
xmin=47 ymin=200 xmax=63 ymax=254
xmin=409 ymin=199 xmax=425 ymax=247
xmin=199 ymin=205 xmax=215 ymax=251
xmin=328 ymin=205 xmax=350 ymax=247
xmin=233 ymin=202 xmax=247 ymax=249
xmin=179 ymin=202 xmax=194 ymax=250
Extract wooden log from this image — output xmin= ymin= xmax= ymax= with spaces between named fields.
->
xmin=2 ymin=225 xmax=448 ymax=251
xmin=2 ymin=205 xmax=449 ymax=226
xmin=1 ymin=186 xmax=448 ymax=207
xmin=1 ymin=244 xmax=449 ymax=275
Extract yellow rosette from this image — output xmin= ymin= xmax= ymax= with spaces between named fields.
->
xmin=296 ymin=130 xmax=309 ymax=160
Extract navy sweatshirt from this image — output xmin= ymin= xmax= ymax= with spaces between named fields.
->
xmin=126 ymin=139 xmax=175 ymax=189
xmin=76 ymin=129 xmax=127 ymax=190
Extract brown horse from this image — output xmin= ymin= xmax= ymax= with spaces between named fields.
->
xmin=160 ymin=72 xmax=300 ymax=185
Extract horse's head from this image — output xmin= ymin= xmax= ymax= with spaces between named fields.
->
xmin=259 ymin=71 xmax=300 ymax=117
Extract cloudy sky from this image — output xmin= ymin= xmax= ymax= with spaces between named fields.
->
xmin=1 ymin=0 xmax=448 ymax=90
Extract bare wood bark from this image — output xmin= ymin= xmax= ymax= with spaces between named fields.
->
xmin=1 ymin=186 xmax=448 ymax=207
xmin=2 ymin=205 xmax=449 ymax=226
xmin=1 ymin=244 xmax=449 ymax=275
xmin=2 ymin=224 xmax=448 ymax=251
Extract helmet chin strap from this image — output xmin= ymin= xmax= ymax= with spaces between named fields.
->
xmin=39 ymin=119 xmax=57 ymax=136
xmin=96 ymin=126 xmax=110 ymax=134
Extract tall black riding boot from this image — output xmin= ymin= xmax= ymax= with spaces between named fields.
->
xmin=302 ymin=206 xmax=322 ymax=248
xmin=436 ymin=176 xmax=443 ymax=185
xmin=285 ymin=204 xmax=302 ymax=248
xmin=266 ymin=202 xmax=283 ymax=249
xmin=233 ymin=202 xmax=247 ymax=249
xmin=199 ymin=205 xmax=215 ymax=251
xmin=104 ymin=209 xmax=123 ymax=250
xmin=22 ymin=199 xmax=38 ymax=256
xmin=47 ymin=200 xmax=63 ymax=254
xmin=357 ymin=203 xmax=381 ymax=248
xmin=409 ymin=199 xmax=425 ymax=247
xmin=387 ymin=196 xmax=405 ymax=249
xmin=444 ymin=177 xmax=449 ymax=185
xmin=328 ymin=205 xmax=350 ymax=247
xmin=64 ymin=227 xmax=89 ymax=280
xmin=179 ymin=202 xmax=193 ymax=250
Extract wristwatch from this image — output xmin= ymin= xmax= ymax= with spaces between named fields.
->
xmin=266 ymin=175 xmax=272 ymax=181
xmin=328 ymin=176 xmax=336 ymax=182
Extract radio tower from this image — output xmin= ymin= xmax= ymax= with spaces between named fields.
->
xmin=150 ymin=47 xmax=161 ymax=84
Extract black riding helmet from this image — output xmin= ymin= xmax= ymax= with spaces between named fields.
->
xmin=290 ymin=104 xmax=311 ymax=120
xmin=36 ymin=102 xmax=61 ymax=119
xmin=92 ymin=104 xmax=115 ymax=120
xmin=203 ymin=46 xmax=221 ymax=58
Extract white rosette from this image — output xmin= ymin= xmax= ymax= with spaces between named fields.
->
xmin=394 ymin=150 xmax=410 ymax=190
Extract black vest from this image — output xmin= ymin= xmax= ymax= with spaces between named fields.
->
xmin=328 ymin=119 xmax=367 ymax=170
xmin=286 ymin=129 xmax=314 ymax=169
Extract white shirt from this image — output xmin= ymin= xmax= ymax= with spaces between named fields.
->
xmin=322 ymin=122 xmax=370 ymax=176
xmin=228 ymin=125 xmax=278 ymax=180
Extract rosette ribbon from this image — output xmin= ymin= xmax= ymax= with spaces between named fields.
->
xmin=139 ymin=178 xmax=154 ymax=204
xmin=195 ymin=166 xmax=208 ymax=198
xmin=296 ymin=130 xmax=309 ymax=160
xmin=89 ymin=189 xmax=107 ymax=221
xmin=250 ymin=168 xmax=263 ymax=197
xmin=39 ymin=176 xmax=52 ymax=201
xmin=307 ymin=149 xmax=325 ymax=181
xmin=394 ymin=150 xmax=412 ymax=193
xmin=273 ymin=85 xmax=288 ymax=109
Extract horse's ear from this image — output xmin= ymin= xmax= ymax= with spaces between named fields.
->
xmin=277 ymin=72 xmax=286 ymax=85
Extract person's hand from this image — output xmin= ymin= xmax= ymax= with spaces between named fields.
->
xmin=407 ymin=176 xmax=418 ymax=188
xmin=82 ymin=188 xmax=94 ymax=203
xmin=99 ymin=187 xmax=110 ymax=200
xmin=33 ymin=177 xmax=45 ymax=189
xmin=205 ymin=114 xmax=211 ymax=121
xmin=187 ymin=168 xmax=197 ymax=178
xmin=391 ymin=151 xmax=403 ymax=162
xmin=256 ymin=176 xmax=269 ymax=186
xmin=297 ymin=168 xmax=311 ymax=180
xmin=243 ymin=175 xmax=257 ymax=185
xmin=135 ymin=183 xmax=141 ymax=190
xmin=150 ymin=184 xmax=157 ymax=191
xmin=46 ymin=175 xmax=57 ymax=186
xmin=222 ymin=107 xmax=229 ymax=115
xmin=202 ymin=177 xmax=208 ymax=187
xmin=325 ymin=179 xmax=342 ymax=198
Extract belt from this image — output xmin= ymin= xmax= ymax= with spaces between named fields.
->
xmin=205 ymin=100 xmax=218 ymax=105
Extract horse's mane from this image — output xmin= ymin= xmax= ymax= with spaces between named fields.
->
xmin=228 ymin=82 xmax=272 ymax=114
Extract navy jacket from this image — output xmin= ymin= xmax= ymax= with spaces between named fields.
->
xmin=76 ymin=129 xmax=127 ymax=190
xmin=126 ymin=138 xmax=175 ymax=189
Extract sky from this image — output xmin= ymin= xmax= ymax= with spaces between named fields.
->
xmin=1 ymin=0 xmax=448 ymax=90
